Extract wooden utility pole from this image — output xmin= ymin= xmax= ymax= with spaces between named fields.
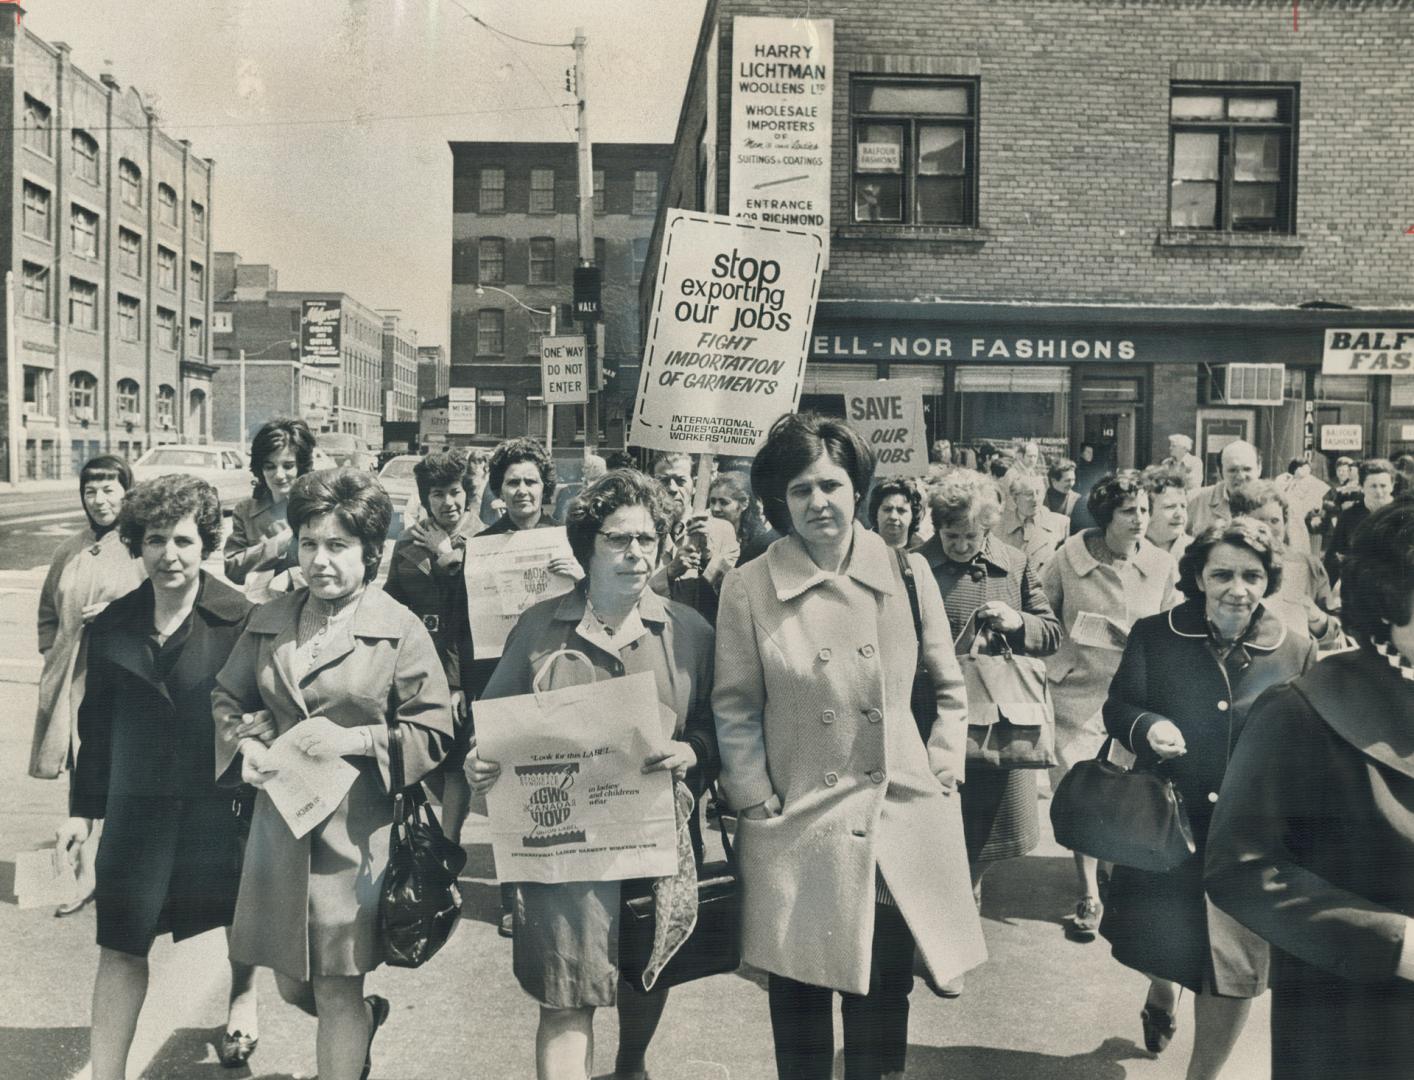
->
xmin=573 ymin=27 xmax=599 ymax=456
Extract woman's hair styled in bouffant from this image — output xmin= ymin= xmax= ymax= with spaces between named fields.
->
xmin=929 ymin=470 xmax=1003 ymax=532
xmin=248 ymin=418 xmax=317 ymax=500
xmin=565 ymin=469 xmax=675 ymax=573
xmin=488 ymin=437 xmax=556 ymax=502
xmin=868 ymin=478 xmax=925 ymax=540
xmin=414 ymin=448 xmax=470 ymax=511
xmin=751 ymin=413 xmax=874 ymax=535
xmin=1177 ymin=518 xmax=1284 ymax=601
xmin=1087 ymin=469 xmax=1146 ymax=530
xmin=1340 ymin=502 xmax=1414 ymax=646
xmin=287 ymin=467 xmax=392 ymax=583
xmin=118 ymin=474 xmax=224 ymax=558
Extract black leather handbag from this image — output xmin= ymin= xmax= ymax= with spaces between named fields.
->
xmin=1049 ymin=738 xmax=1196 ymax=873
xmin=379 ymin=723 xmax=468 ymax=968
xmin=618 ymin=788 xmax=740 ymax=992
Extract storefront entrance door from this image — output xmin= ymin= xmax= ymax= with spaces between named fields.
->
xmin=1081 ymin=406 xmax=1136 ymax=472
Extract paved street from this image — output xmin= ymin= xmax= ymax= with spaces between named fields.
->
xmin=0 ymin=509 xmax=1273 ymax=1080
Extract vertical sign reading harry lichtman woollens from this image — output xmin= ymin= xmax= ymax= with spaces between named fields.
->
xmin=729 ymin=16 xmax=833 ymax=263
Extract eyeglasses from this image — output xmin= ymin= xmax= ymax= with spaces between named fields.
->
xmin=597 ymin=530 xmax=661 ymax=553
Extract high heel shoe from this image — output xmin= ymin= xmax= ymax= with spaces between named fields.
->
xmin=218 ymin=1030 xmax=258 ymax=1068
xmin=1141 ymin=1003 xmax=1177 ymax=1054
xmin=362 ymin=995 xmax=390 ymax=1080
xmin=54 ymin=891 xmax=94 ymax=917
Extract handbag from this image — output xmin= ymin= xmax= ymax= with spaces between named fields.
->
xmin=896 ymin=550 xmax=941 ymax=741
xmin=378 ymin=717 xmax=469 ymax=968
xmin=1049 ymin=737 xmax=1196 ymax=873
xmin=955 ymin=611 xmax=1057 ymax=769
xmin=618 ymin=785 xmax=741 ymax=992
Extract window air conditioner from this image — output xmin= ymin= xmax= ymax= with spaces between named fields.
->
xmin=73 ymin=406 xmax=95 ymax=422
xmin=1219 ymin=363 xmax=1286 ymax=407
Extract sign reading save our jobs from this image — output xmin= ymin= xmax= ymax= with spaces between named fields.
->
xmin=540 ymin=335 xmax=588 ymax=405
xmin=1322 ymin=329 xmax=1414 ymax=374
xmin=729 ymin=16 xmax=833 ymax=256
xmin=631 ymin=211 xmax=823 ymax=457
xmin=844 ymin=380 xmax=929 ymax=478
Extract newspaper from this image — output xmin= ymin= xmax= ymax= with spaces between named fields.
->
xmin=465 ymin=527 xmax=578 ymax=659
xmin=1070 ymin=611 xmax=1131 ymax=651
xmin=262 ymin=726 xmax=360 ymax=839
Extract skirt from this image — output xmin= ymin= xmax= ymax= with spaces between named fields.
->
xmin=95 ymin=793 xmax=243 ymax=957
xmin=960 ymin=766 xmax=1039 ymax=864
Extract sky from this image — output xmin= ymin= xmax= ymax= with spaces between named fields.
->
xmin=24 ymin=0 xmax=709 ymax=348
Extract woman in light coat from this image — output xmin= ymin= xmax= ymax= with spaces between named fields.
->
xmin=30 ymin=455 xmax=145 ymax=914
xmin=213 ymin=468 xmax=453 ymax=1080
xmin=1041 ymin=471 xmax=1180 ymax=943
xmin=714 ymin=414 xmax=986 ymax=1080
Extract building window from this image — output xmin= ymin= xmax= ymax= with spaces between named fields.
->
xmin=190 ymin=261 xmax=205 ymax=299
xmin=851 ymin=78 xmax=978 ymax=226
xmin=157 ymin=246 xmax=177 ymax=290
xmin=594 ymin=237 xmax=606 ymax=274
xmin=157 ymin=183 xmax=178 ymax=226
xmin=156 ymin=307 xmax=177 ymax=350
xmin=72 ymin=129 xmax=99 ymax=182
xmin=21 ymin=262 xmax=51 ymax=319
xmin=23 ymin=367 xmax=53 ymax=416
xmin=479 ymin=168 xmax=505 ymax=212
xmin=188 ymin=317 xmax=205 ymax=356
xmin=1170 ymin=85 xmax=1298 ymax=232
xmin=593 ymin=169 xmax=605 ymax=213
xmin=477 ymin=309 xmax=505 ymax=355
xmin=525 ymin=396 xmax=548 ymax=439
xmin=633 ymin=238 xmax=649 ymax=283
xmin=68 ymin=278 xmax=98 ymax=331
xmin=119 ymin=159 xmax=143 ymax=207
xmin=212 ymin=310 xmax=232 ymax=333
xmin=23 ymin=181 xmax=50 ymax=240
xmin=116 ymin=378 xmax=141 ymax=419
xmin=71 ymin=205 xmax=100 ymax=258
xmin=118 ymin=228 xmax=142 ymax=277
xmin=69 ymin=372 xmax=98 ymax=421
xmin=632 ymin=170 xmax=659 ymax=215
xmin=191 ymin=201 xmax=206 ymax=239
xmin=529 ymin=238 xmax=556 ymax=284
xmin=478 ymin=237 xmax=506 ymax=283
xmin=156 ymin=385 xmax=176 ymax=427
xmin=117 ymin=295 xmax=142 ymax=342
xmin=477 ymin=390 xmax=506 ymax=437
xmin=530 ymin=168 xmax=555 ymax=213
xmin=23 ymin=95 xmax=52 ymax=155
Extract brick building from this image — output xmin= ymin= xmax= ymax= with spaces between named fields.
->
xmin=448 ymin=140 xmax=669 ymax=450
xmin=643 ymin=0 xmax=1414 ymax=476
xmin=417 ymin=343 xmax=449 ymax=404
xmin=1 ymin=19 xmax=216 ymax=482
xmin=379 ymin=310 xmax=418 ymax=424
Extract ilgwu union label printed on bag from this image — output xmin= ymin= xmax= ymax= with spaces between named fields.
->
xmin=517 ymin=761 xmax=587 ymax=848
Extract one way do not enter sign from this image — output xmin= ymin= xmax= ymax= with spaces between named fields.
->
xmin=541 ymin=336 xmax=589 ymax=404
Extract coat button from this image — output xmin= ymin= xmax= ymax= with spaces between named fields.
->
xmin=1217 ymin=700 xmax=1230 ymax=712
xmin=860 ymin=644 xmax=876 ymax=658
xmin=823 ymin=771 xmax=839 ymax=787
xmin=866 ymin=708 xmax=882 ymax=724
xmin=869 ymin=769 xmax=885 ymax=784
xmin=821 ymin=709 xmax=835 ymax=725
xmin=818 ymin=648 xmax=832 ymax=662
xmin=1208 ymin=792 xmax=1219 ymax=804
xmin=851 ymin=828 xmax=867 ymax=838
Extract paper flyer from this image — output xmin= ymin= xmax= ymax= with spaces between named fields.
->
xmin=262 ymin=726 xmax=360 ymax=839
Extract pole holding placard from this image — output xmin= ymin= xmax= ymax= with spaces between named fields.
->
xmin=573 ymin=27 xmax=600 ymax=459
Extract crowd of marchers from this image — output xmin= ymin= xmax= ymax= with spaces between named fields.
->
xmin=26 ymin=413 xmax=1414 ymax=1080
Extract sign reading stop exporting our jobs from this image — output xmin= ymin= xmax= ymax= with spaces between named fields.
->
xmin=1322 ymin=328 xmax=1414 ymax=374
xmin=631 ymin=211 xmax=823 ymax=457
xmin=540 ymin=336 xmax=588 ymax=405
xmin=844 ymin=380 xmax=929 ymax=478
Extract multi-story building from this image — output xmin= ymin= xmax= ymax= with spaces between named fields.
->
xmin=417 ymin=343 xmax=449 ymax=405
xmin=643 ymin=0 xmax=1414 ymax=476
xmin=448 ymin=140 xmax=670 ymax=450
xmin=379 ymin=310 xmax=418 ymax=425
xmin=1 ymin=20 xmax=216 ymax=481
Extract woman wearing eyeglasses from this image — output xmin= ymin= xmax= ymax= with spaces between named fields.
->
xmin=468 ymin=469 xmax=718 ymax=1080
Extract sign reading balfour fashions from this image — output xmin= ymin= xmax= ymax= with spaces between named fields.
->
xmin=300 ymin=300 xmax=341 ymax=361
xmin=1322 ymin=329 xmax=1414 ymax=374
xmin=729 ymin=16 xmax=833 ymax=257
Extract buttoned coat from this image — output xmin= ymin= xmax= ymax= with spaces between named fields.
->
xmin=1206 ymin=648 xmax=1414 ymax=1078
xmin=30 ymin=526 xmax=144 ymax=778
xmin=223 ymin=493 xmax=299 ymax=586
xmin=1099 ymin=599 xmax=1316 ymax=995
xmin=212 ymin=586 xmax=453 ymax=981
xmin=713 ymin=524 xmax=987 ymax=995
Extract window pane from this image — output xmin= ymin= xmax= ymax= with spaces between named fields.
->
xmin=853 ymin=174 xmax=902 ymax=222
xmin=916 ymin=176 xmax=965 ymax=224
xmin=1172 ymin=132 xmax=1220 ymax=180
xmin=857 ymin=83 xmax=968 ymax=115
xmin=855 ymin=124 xmax=903 ymax=172
xmin=918 ymin=126 xmax=965 ymax=176
xmin=1171 ymin=181 xmax=1218 ymax=228
xmin=1171 ymin=95 xmax=1225 ymax=120
xmin=1235 ymin=132 xmax=1281 ymax=182
xmin=1229 ymin=96 xmax=1279 ymax=120
xmin=1231 ymin=182 xmax=1278 ymax=224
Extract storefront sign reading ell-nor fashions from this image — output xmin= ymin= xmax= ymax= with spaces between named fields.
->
xmin=1322 ymin=329 xmax=1414 ymax=374
xmin=729 ymin=16 xmax=833 ymax=256
xmin=812 ymin=332 xmax=1139 ymax=362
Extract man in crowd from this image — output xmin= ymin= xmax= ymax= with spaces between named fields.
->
xmin=1162 ymin=433 xmax=1204 ymax=490
xmin=1044 ymin=457 xmax=1080 ymax=521
xmin=649 ymin=452 xmax=739 ymax=624
xmin=1187 ymin=439 xmax=1260 ymax=536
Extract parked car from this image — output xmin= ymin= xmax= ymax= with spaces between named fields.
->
xmin=131 ymin=445 xmax=253 ymax=512
xmin=377 ymin=454 xmax=422 ymax=539
xmin=326 ymin=448 xmax=378 ymax=472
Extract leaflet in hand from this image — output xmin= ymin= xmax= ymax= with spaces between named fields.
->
xmin=1070 ymin=611 xmax=1130 ymax=651
xmin=13 ymin=847 xmax=81 ymax=909
xmin=263 ymin=726 xmax=360 ymax=839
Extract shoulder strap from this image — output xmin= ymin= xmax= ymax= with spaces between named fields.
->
xmin=895 ymin=548 xmax=923 ymax=645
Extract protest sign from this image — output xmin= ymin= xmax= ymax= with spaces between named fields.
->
xmin=263 ymin=727 xmax=359 ymax=839
xmin=465 ymin=526 xmax=578 ymax=660
xmin=844 ymin=379 xmax=928 ymax=477
xmin=476 ymin=669 xmax=677 ymax=884
xmin=540 ymin=335 xmax=589 ymax=405
xmin=632 ymin=211 xmax=823 ymax=457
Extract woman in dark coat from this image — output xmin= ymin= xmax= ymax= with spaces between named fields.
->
xmin=56 ymin=475 xmax=262 ymax=1078
xmin=224 ymin=418 xmax=317 ymax=597
xmin=1206 ymin=502 xmax=1414 ymax=1080
xmin=1100 ymin=519 xmax=1316 ymax=1080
